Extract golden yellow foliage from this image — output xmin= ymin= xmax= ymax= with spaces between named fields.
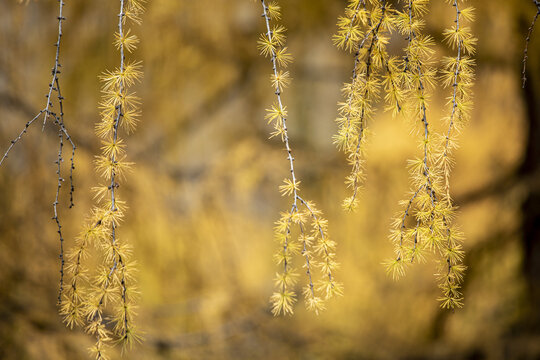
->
xmin=257 ymin=0 xmax=342 ymax=316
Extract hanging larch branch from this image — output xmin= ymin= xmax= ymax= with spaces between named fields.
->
xmin=435 ymin=0 xmax=475 ymax=310
xmin=439 ymin=0 xmax=475 ymax=204
xmin=384 ymin=0 xmax=474 ymax=310
xmin=257 ymin=0 xmax=342 ymax=316
xmin=386 ymin=0 xmax=438 ymax=280
xmin=61 ymin=0 xmax=144 ymax=357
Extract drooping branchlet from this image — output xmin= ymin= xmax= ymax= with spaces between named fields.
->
xmin=61 ymin=0 xmax=144 ymax=357
xmin=333 ymin=0 xmax=403 ymax=211
xmin=384 ymin=0 xmax=475 ymax=310
xmin=258 ymin=0 xmax=342 ymax=316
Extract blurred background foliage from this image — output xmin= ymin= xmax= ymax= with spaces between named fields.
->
xmin=0 ymin=0 xmax=539 ymax=358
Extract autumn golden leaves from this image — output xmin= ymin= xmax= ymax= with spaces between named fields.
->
xmin=334 ymin=0 xmax=475 ymax=310
xmin=259 ymin=0 xmax=476 ymax=314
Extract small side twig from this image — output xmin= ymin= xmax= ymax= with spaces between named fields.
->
xmin=522 ymin=0 xmax=540 ymax=88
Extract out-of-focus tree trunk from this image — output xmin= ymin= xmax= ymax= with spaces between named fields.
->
xmin=520 ymin=3 xmax=540 ymax=329
xmin=521 ymin=59 xmax=540 ymax=329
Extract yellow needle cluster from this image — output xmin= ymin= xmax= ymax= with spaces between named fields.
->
xmin=257 ymin=0 xmax=343 ymax=316
xmin=61 ymin=0 xmax=145 ymax=357
xmin=335 ymin=0 xmax=475 ymax=309
xmin=333 ymin=0 xmax=403 ymax=211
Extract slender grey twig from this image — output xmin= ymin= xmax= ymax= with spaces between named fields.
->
xmin=0 ymin=0 xmax=76 ymax=304
xmin=522 ymin=0 xmax=540 ymax=88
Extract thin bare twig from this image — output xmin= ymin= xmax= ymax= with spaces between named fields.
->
xmin=522 ymin=0 xmax=540 ymax=88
